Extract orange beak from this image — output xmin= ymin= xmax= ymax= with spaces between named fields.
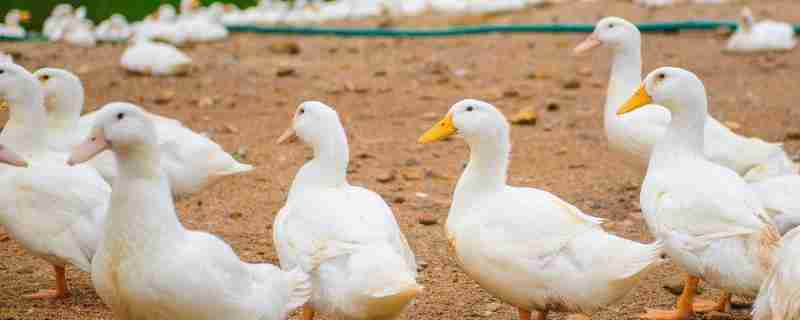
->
xmin=19 ymin=11 xmax=31 ymax=23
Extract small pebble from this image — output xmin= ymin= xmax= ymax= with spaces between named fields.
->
xmin=704 ymin=311 xmax=732 ymax=320
xmin=417 ymin=260 xmax=429 ymax=272
xmin=562 ymin=78 xmax=581 ymax=89
xmin=546 ymin=100 xmax=561 ymax=111
xmin=376 ymin=171 xmax=396 ymax=183
xmin=267 ymin=41 xmax=301 ymax=55
xmin=510 ymin=109 xmax=538 ymax=125
xmin=276 ymin=67 xmax=296 ymax=77
xmin=418 ymin=213 xmax=438 ymax=225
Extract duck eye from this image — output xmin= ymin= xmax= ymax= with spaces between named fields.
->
xmin=608 ymin=23 xmax=615 ymax=28
xmin=466 ymin=106 xmax=475 ymax=112
xmin=117 ymin=113 xmax=125 ymax=120
xmin=0 ymin=69 xmax=5 ymax=75
xmin=657 ymin=73 xmax=666 ymax=80
xmin=298 ymin=108 xmax=305 ymax=115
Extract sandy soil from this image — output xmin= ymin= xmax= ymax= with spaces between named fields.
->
xmin=1 ymin=1 xmax=799 ymax=319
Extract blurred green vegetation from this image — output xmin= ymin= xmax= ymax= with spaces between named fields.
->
xmin=0 ymin=0 xmax=259 ymax=31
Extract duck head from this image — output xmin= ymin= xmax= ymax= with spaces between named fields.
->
xmin=574 ymin=17 xmax=640 ymax=55
xmin=418 ymin=99 xmax=508 ymax=145
xmin=738 ymin=7 xmax=755 ymax=32
xmin=6 ymin=9 xmax=31 ymax=26
xmin=34 ymin=68 xmax=83 ymax=117
xmin=0 ymin=63 xmax=41 ymax=111
xmin=276 ymin=101 xmax=346 ymax=146
xmin=618 ymin=67 xmax=708 ymax=118
xmin=68 ymin=102 xmax=157 ymax=165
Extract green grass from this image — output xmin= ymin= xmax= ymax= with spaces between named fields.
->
xmin=1 ymin=0 xmax=259 ymax=31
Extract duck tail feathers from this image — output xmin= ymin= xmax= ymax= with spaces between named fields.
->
xmin=284 ymin=267 xmax=312 ymax=312
xmin=617 ymin=240 xmax=665 ymax=280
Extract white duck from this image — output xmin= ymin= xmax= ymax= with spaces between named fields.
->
xmin=430 ymin=0 xmax=470 ymax=14
xmin=574 ymin=17 xmax=796 ymax=181
xmin=94 ymin=14 xmax=132 ymax=42
xmin=0 ymin=63 xmax=111 ymax=299
xmin=726 ymin=7 xmax=797 ymax=52
xmin=418 ymin=99 xmax=664 ymax=320
xmin=134 ymin=4 xmax=188 ymax=46
xmin=67 ymin=102 xmax=312 ymax=320
xmin=35 ymin=68 xmax=252 ymax=196
xmin=465 ymin=0 xmax=527 ymax=14
xmin=0 ymin=9 xmax=30 ymax=38
xmin=44 ymin=4 xmax=73 ymax=40
xmin=618 ymin=67 xmax=781 ymax=319
xmin=749 ymin=175 xmax=800 ymax=235
xmin=274 ymin=101 xmax=421 ymax=320
xmin=753 ymin=227 xmax=800 ymax=320
xmin=177 ymin=0 xmax=229 ymax=42
xmin=121 ymin=37 xmax=193 ymax=76
xmin=63 ymin=22 xmax=97 ymax=47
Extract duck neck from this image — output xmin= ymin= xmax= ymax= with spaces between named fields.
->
xmin=650 ymin=96 xmax=708 ymax=170
xmin=114 ymin=144 xmax=163 ymax=181
xmin=46 ymin=90 xmax=83 ymax=136
xmin=1 ymin=84 xmax=49 ymax=156
xmin=453 ymin=131 xmax=510 ymax=208
xmin=604 ymin=40 xmax=643 ymax=129
xmin=107 ymin=143 xmax=183 ymax=244
xmin=289 ymin=126 xmax=349 ymax=197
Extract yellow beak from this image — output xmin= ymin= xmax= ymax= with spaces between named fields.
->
xmin=19 ymin=11 xmax=31 ymax=22
xmin=0 ymin=99 xmax=8 ymax=111
xmin=418 ymin=113 xmax=457 ymax=144
xmin=617 ymin=85 xmax=653 ymax=115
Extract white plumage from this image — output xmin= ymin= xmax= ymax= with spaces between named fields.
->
xmin=70 ymin=102 xmax=311 ymax=320
xmin=35 ymin=68 xmax=252 ymax=197
xmin=0 ymin=63 xmax=110 ymax=298
xmin=619 ymin=68 xmax=780 ymax=318
xmin=275 ymin=101 xmax=421 ymax=320
xmin=418 ymin=99 xmax=663 ymax=318
xmin=753 ymin=227 xmax=800 ymax=320
xmin=575 ymin=17 xmax=796 ymax=181
xmin=726 ymin=7 xmax=797 ymax=52
xmin=120 ymin=39 xmax=193 ymax=76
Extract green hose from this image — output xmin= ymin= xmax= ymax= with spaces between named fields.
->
xmin=2 ymin=21 xmax=798 ymax=42
xmin=227 ymin=21 xmax=747 ymax=37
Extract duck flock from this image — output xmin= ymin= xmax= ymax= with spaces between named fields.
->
xmin=1 ymin=2 xmax=800 ymax=320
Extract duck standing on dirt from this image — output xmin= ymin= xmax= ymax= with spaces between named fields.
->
xmin=68 ymin=102 xmax=313 ymax=320
xmin=0 ymin=63 xmax=111 ymax=300
xmin=618 ymin=67 xmax=781 ymax=320
xmin=573 ymin=16 xmax=796 ymax=182
xmin=418 ymin=99 xmax=664 ymax=320
xmin=274 ymin=101 xmax=421 ymax=320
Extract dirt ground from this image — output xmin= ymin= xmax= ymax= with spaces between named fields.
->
xmin=1 ymin=1 xmax=799 ymax=319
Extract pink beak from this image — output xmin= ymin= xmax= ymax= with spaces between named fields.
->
xmin=0 ymin=146 xmax=28 ymax=167
xmin=68 ymin=128 xmax=110 ymax=166
xmin=573 ymin=34 xmax=602 ymax=56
